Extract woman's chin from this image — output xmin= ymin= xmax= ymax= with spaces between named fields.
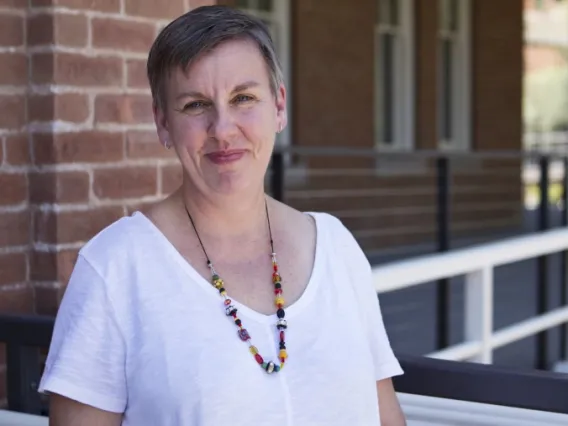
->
xmin=208 ymin=172 xmax=259 ymax=197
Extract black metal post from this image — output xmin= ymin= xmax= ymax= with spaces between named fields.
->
xmin=436 ymin=157 xmax=450 ymax=350
xmin=537 ymin=156 xmax=550 ymax=370
xmin=561 ymin=157 xmax=568 ymax=361
xmin=0 ymin=313 xmax=55 ymax=415
xmin=6 ymin=344 xmax=43 ymax=414
xmin=270 ymin=152 xmax=285 ymax=202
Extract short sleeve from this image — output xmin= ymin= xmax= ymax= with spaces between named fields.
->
xmin=334 ymin=217 xmax=404 ymax=382
xmin=38 ymin=254 xmax=127 ymax=413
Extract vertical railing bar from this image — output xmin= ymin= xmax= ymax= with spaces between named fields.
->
xmin=537 ymin=155 xmax=550 ymax=370
xmin=465 ymin=267 xmax=494 ymax=363
xmin=436 ymin=156 xmax=450 ymax=350
xmin=270 ymin=151 xmax=285 ymax=202
xmin=560 ymin=156 xmax=568 ymax=360
xmin=6 ymin=343 xmax=42 ymax=414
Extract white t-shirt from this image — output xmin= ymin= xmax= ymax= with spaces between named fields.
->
xmin=39 ymin=211 xmax=403 ymax=425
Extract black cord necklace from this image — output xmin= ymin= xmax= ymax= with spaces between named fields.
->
xmin=184 ymin=199 xmax=288 ymax=374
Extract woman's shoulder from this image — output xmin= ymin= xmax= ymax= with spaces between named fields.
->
xmin=79 ymin=211 xmax=154 ymax=273
xmin=303 ymin=210 xmax=358 ymax=247
xmin=276 ymin=202 xmax=361 ymax=255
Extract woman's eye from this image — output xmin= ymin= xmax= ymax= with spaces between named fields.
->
xmin=184 ymin=101 xmax=205 ymax=110
xmin=234 ymin=94 xmax=254 ymax=103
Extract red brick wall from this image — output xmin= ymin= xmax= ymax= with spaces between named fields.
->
xmin=293 ymin=0 xmax=375 ymax=150
xmin=0 ymin=0 xmax=214 ymax=408
xmin=0 ymin=1 xmax=28 ymax=406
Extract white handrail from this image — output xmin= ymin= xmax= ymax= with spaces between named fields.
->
xmin=372 ymin=227 xmax=568 ymax=363
xmin=374 ymin=228 xmax=568 ymax=293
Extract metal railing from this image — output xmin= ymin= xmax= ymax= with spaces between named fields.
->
xmin=394 ymin=355 xmax=568 ymax=416
xmin=374 ymin=228 xmax=568 ymax=364
xmin=1 ymin=313 xmax=568 ymax=419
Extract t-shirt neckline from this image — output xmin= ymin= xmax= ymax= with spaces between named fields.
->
xmin=132 ymin=210 xmax=324 ymax=325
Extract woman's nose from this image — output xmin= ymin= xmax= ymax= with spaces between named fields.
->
xmin=208 ymin=108 xmax=238 ymax=143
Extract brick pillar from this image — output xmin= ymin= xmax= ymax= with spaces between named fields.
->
xmin=0 ymin=0 xmax=31 ymax=409
xmin=0 ymin=1 xmax=31 ymax=317
xmin=294 ymin=0 xmax=375 ymax=150
xmin=472 ymin=0 xmax=523 ymax=151
xmin=0 ymin=0 xmax=214 ymax=408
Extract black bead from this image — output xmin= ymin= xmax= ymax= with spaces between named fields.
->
xmin=275 ymin=283 xmax=282 ymax=289
xmin=277 ymin=308 xmax=285 ymax=319
xmin=235 ymin=319 xmax=242 ymax=326
xmin=219 ymin=287 xmax=225 ymax=293
xmin=279 ymin=342 xmax=286 ymax=349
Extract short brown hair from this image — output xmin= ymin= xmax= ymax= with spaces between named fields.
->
xmin=147 ymin=5 xmax=284 ymax=109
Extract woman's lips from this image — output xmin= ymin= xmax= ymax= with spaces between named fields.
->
xmin=206 ymin=150 xmax=246 ymax=165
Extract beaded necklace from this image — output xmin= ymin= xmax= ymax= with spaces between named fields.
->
xmin=184 ymin=200 xmax=288 ymax=374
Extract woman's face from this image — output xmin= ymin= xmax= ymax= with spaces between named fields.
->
xmin=155 ymin=39 xmax=287 ymax=197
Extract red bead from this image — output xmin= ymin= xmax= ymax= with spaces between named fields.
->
xmin=224 ymin=299 xmax=231 ymax=306
xmin=277 ymin=303 xmax=283 ymax=308
xmin=274 ymin=289 xmax=282 ymax=295
xmin=280 ymin=331 xmax=285 ymax=341
xmin=273 ymin=264 xmax=278 ymax=272
xmin=255 ymin=354 xmax=264 ymax=364
xmin=231 ymin=311 xmax=237 ymax=318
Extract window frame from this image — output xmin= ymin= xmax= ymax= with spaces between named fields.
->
xmin=437 ymin=0 xmax=471 ymax=151
xmin=374 ymin=0 xmax=415 ymax=152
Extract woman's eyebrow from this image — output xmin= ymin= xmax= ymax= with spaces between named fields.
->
xmin=232 ymin=81 xmax=260 ymax=93
xmin=175 ymin=90 xmax=207 ymax=101
xmin=175 ymin=81 xmax=260 ymax=101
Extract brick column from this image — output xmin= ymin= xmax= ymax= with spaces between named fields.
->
xmin=472 ymin=0 xmax=523 ymax=151
xmin=0 ymin=3 xmax=32 ymax=316
xmin=0 ymin=0 xmax=31 ymax=409
xmin=0 ymin=0 xmax=214 ymax=408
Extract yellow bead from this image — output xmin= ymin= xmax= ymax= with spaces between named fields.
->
xmin=214 ymin=280 xmax=223 ymax=289
xmin=279 ymin=363 xmax=284 ymax=370
xmin=220 ymin=291 xmax=227 ymax=296
xmin=279 ymin=349 xmax=287 ymax=359
xmin=275 ymin=296 xmax=285 ymax=306
xmin=249 ymin=346 xmax=258 ymax=355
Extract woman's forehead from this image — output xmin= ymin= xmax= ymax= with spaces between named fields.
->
xmin=169 ymin=40 xmax=271 ymax=95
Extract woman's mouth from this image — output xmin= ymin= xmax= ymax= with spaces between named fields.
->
xmin=206 ymin=149 xmax=246 ymax=165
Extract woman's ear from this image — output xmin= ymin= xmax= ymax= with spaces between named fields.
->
xmin=275 ymin=83 xmax=288 ymax=132
xmin=153 ymin=100 xmax=171 ymax=149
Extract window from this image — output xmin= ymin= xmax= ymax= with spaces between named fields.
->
xmin=374 ymin=0 xmax=414 ymax=150
xmin=438 ymin=0 xmax=471 ymax=150
xmin=237 ymin=0 xmax=291 ymax=147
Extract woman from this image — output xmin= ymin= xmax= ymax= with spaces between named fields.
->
xmin=39 ymin=5 xmax=406 ymax=426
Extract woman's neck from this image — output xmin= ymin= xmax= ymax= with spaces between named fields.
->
xmin=175 ymin=183 xmax=271 ymax=242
